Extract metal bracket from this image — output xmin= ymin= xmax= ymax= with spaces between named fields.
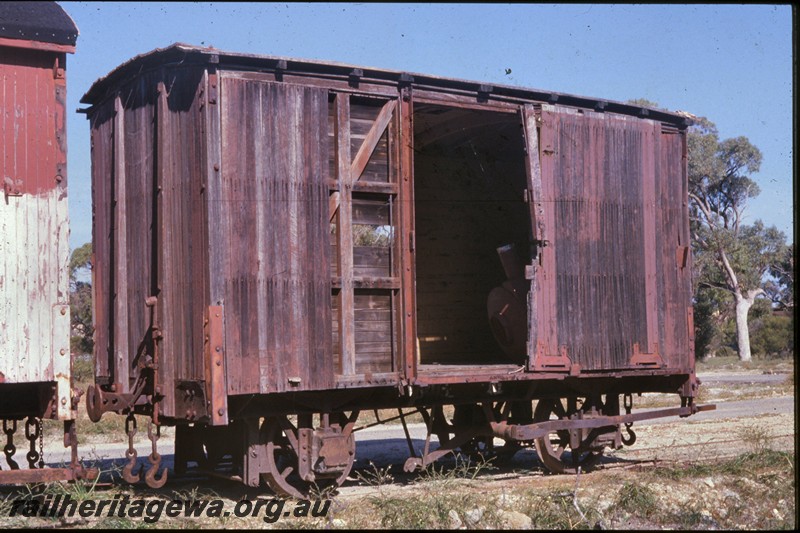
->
xmin=52 ymin=57 xmax=65 ymax=80
xmin=176 ymin=381 xmax=208 ymax=421
xmin=207 ymin=72 xmax=218 ymax=105
xmin=204 ymin=306 xmax=229 ymax=426
xmin=275 ymin=60 xmax=287 ymax=82
xmin=398 ymin=73 xmax=414 ymax=89
xmin=3 ymin=177 xmax=22 ymax=198
xmin=676 ymin=245 xmax=689 ymax=269
xmin=477 ymin=84 xmax=493 ymax=102
xmin=349 ymin=68 xmax=363 ymax=88
xmin=532 ymin=343 xmax=572 ymax=372
xmin=631 ymin=342 xmax=664 ymax=367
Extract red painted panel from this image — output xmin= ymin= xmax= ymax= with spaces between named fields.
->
xmin=0 ymin=47 xmax=63 ymax=196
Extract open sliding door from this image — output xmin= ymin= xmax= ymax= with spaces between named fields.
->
xmin=524 ymin=104 xmax=669 ymax=373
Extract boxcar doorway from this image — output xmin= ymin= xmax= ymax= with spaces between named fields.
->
xmin=413 ymin=104 xmax=530 ymax=366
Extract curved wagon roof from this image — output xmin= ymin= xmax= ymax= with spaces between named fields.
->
xmin=0 ymin=1 xmax=78 ymax=52
xmin=81 ymin=42 xmax=691 ymax=128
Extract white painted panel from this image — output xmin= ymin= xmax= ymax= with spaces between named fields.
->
xmin=0 ymin=188 xmax=71 ymax=406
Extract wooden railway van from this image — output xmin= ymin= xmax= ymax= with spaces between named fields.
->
xmin=83 ymin=44 xmax=712 ymax=496
xmin=0 ymin=2 xmax=92 ymax=484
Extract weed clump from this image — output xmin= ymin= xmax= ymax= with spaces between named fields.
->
xmin=614 ymin=481 xmax=658 ymax=519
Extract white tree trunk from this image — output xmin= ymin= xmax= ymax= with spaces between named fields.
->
xmin=734 ymin=292 xmax=755 ymax=362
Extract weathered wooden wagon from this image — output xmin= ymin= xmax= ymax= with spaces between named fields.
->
xmin=82 ymin=43 xmax=712 ymax=496
xmin=0 ymin=1 xmax=92 ymax=483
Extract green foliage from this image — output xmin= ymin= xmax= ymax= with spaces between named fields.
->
xmin=625 ymin=98 xmax=663 ymax=109
xmin=70 ymin=280 xmax=94 ymax=355
xmin=766 ymin=243 xmax=794 ymax=309
xmin=749 ymin=313 xmax=793 ymax=358
xmin=353 ymin=224 xmax=392 ymax=247
xmin=693 ymin=286 xmax=731 ymax=359
xmin=69 ymin=242 xmax=93 ymax=280
xmin=69 ymin=243 xmax=94 ymax=355
xmin=518 ymin=490 xmax=601 ymax=529
xmin=72 ymin=353 xmax=94 ymax=385
xmin=731 ymin=222 xmax=787 ymax=293
xmin=736 ymin=423 xmax=772 ymax=455
xmin=353 ymin=461 xmax=394 ymax=489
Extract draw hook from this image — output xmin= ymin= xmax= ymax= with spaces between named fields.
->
xmin=122 ymin=449 xmax=141 ymax=484
xmin=144 ymin=451 xmax=168 ymax=488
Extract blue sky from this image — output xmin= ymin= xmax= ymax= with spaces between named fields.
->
xmin=61 ymin=2 xmax=793 ymax=250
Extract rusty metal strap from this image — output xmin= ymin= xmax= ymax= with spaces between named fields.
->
xmin=495 ymin=403 xmax=716 ymax=442
xmin=0 ymin=466 xmax=99 ymax=485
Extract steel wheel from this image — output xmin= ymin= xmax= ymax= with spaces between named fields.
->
xmin=260 ymin=416 xmax=354 ymax=499
xmin=533 ymin=398 xmax=601 ymax=474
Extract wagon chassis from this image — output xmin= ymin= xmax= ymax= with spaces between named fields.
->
xmin=84 ymin=367 xmax=714 ymax=497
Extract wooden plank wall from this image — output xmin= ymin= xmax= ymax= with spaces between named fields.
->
xmin=220 ymin=78 xmax=332 ymax=394
xmin=540 ymin=109 xmax=647 ymax=369
xmin=537 ymin=107 xmax=690 ymax=370
xmin=654 ymin=125 xmax=692 ymax=369
xmin=90 ymin=68 xmax=209 ymax=417
xmin=117 ymin=77 xmax=156 ymax=390
xmin=158 ymin=68 xmax=208 ymax=400
xmin=0 ymin=48 xmax=70 ymax=392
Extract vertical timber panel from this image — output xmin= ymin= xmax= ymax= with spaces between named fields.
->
xmin=535 ymin=108 xmax=669 ymax=371
xmin=154 ymin=80 xmax=171 ymax=415
xmin=220 ymin=78 xmax=331 ymax=394
xmin=334 ymin=93 xmax=356 ymax=376
xmin=202 ymin=65 xmax=229 ymax=420
xmin=90 ymin=101 xmax=114 ymax=383
xmin=641 ymin=121 xmax=659 ymax=355
xmin=398 ymin=87 xmax=417 ymax=381
xmin=680 ymin=129 xmax=694 ymax=369
xmin=335 ymin=94 xmax=356 ymax=376
xmin=655 ymin=123 xmax=692 ymax=369
xmin=52 ymin=59 xmax=72 ymax=417
xmin=112 ymin=95 xmax=130 ymax=389
xmin=532 ymin=108 xmax=561 ymax=367
xmin=121 ymin=80 xmax=155 ymax=391
xmin=520 ymin=105 xmax=545 ymax=368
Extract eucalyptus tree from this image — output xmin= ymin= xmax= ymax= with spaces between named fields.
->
xmin=687 ymin=118 xmax=787 ymax=361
